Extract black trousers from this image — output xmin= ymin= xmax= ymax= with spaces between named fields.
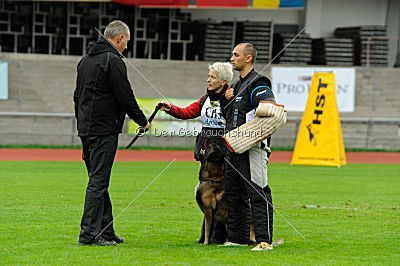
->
xmin=79 ymin=134 xmax=118 ymax=243
xmin=224 ymin=152 xmax=273 ymax=244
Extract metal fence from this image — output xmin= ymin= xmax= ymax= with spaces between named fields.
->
xmin=1 ymin=112 xmax=399 ymax=150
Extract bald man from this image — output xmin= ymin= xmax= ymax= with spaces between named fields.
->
xmin=74 ymin=20 xmax=149 ymax=246
xmin=221 ymin=43 xmax=276 ymax=251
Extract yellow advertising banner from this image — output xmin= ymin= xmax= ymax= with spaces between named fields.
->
xmin=253 ymin=0 xmax=280 ymax=8
xmin=291 ymin=72 xmax=347 ymax=167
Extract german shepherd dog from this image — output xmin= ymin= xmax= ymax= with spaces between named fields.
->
xmin=195 ymin=137 xmax=228 ymax=245
xmin=195 ymin=138 xmax=283 ymax=246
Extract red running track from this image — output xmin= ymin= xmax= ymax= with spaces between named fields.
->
xmin=0 ymin=148 xmax=399 ymax=164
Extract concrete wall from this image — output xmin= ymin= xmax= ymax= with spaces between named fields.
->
xmin=2 ymin=53 xmax=399 ymax=116
xmin=0 ymin=53 xmax=399 ymax=149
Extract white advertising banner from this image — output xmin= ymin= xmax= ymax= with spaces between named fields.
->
xmin=0 ymin=62 xmax=8 ymax=100
xmin=271 ymin=67 xmax=355 ymax=112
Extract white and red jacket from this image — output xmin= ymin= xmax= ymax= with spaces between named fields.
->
xmin=166 ymin=86 xmax=229 ymax=161
xmin=167 ymin=87 xmax=230 ymax=129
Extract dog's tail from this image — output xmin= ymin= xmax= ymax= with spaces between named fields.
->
xmin=272 ymin=238 xmax=284 ymax=246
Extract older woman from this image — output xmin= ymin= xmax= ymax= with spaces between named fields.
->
xmin=160 ymin=62 xmax=233 ymax=162
xmin=160 ymin=62 xmax=233 ymax=244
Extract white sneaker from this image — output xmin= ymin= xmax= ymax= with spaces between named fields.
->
xmin=251 ymin=242 xmax=273 ymax=251
xmin=221 ymin=241 xmax=248 ymax=247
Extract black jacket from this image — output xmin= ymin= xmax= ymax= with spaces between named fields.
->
xmin=73 ymin=37 xmax=147 ymax=136
xmin=221 ymin=70 xmax=275 ymax=131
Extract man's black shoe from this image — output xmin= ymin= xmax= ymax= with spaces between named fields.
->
xmin=78 ymin=237 xmax=117 ymax=246
xmin=103 ymin=234 xmax=124 ymax=244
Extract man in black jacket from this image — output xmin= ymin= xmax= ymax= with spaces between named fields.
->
xmin=221 ymin=43 xmax=276 ymax=251
xmin=74 ymin=20 xmax=150 ymax=246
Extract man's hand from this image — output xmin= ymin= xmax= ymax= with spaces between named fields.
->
xmin=225 ymin=88 xmax=234 ymax=100
xmin=160 ymin=101 xmax=171 ymax=111
xmin=143 ymin=122 xmax=151 ymax=132
xmin=136 ymin=122 xmax=150 ymax=136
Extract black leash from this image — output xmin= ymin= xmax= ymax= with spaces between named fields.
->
xmin=126 ymin=103 xmax=163 ymax=149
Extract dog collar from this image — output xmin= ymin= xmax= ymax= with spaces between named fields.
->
xmin=201 ymin=180 xmax=224 ymax=184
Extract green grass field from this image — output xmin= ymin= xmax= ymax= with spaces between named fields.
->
xmin=1 ymin=161 xmax=399 ymax=265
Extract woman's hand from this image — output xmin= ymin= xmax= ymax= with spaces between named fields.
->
xmin=159 ymin=101 xmax=171 ymax=111
xmin=225 ymin=88 xmax=234 ymax=100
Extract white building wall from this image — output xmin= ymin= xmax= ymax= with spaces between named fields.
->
xmin=183 ymin=0 xmax=389 ymax=37
xmin=181 ymin=8 xmax=303 ymax=24
xmin=181 ymin=1 xmax=398 ymax=66
xmin=306 ymin=0 xmax=388 ymax=38
xmin=386 ymin=0 xmax=400 ymax=66
xmin=322 ymin=0 xmax=388 ymax=36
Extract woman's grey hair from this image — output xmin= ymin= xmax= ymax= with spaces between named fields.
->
xmin=104 ymin=20 xmax=130 ymax=39
xmin=209 ymin=62 xmax=233 ymax=83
